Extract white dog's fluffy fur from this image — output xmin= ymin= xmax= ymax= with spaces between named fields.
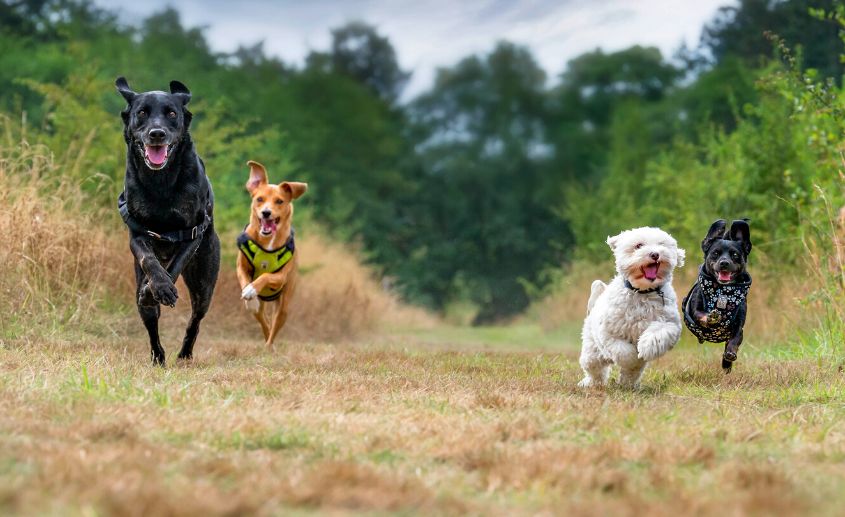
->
xmin=579 ymin=227 xmax=685 ymax=389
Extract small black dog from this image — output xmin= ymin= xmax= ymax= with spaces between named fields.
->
xmin=115 ymin=77 xmax=221 ymax=365
xmin=682 ymin=219 xmax=752 ymax=372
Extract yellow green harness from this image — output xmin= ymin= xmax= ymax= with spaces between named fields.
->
xmin=237 ymin=228 xmax=295 ymax=301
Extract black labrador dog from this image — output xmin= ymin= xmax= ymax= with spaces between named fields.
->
xmin=115 ymin=77 xmax=220 ymax=365
xmin=682 ymin=219 xmax=752 ymax=372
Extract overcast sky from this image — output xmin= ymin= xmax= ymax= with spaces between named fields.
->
xmin=93 ymin=0 xmax=733 ymax=100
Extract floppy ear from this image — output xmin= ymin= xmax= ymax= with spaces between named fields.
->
xmin=729 ymin=219 xmax=752 ymax=255
xmin=677 ymin=248 xmax=686 ymax=268
xmin=282 ymin=181 xmax=308 ymax=200
xmin=169 ymin=80 xmax=191 ymax=105
xmin=701 ymin=219 xmax=726 ymax=253
xmin=606 ymin=233 xmax=621 ymax=250
xmin=115 ymin=76 xmax=136 ymax=104
xmin=246 ymin=160 xmax=268 ymax=194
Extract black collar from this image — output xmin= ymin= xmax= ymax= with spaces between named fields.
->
xmin=624 ymin=279 xmax=663 ymax=294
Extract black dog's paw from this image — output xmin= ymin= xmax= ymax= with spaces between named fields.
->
xmin=151 ymin=348 xmax=166 ymax=366
xmin=149 ymin=278 xmax=178 ymax=307
xmin=705 ymin=310 xmax=722 ymax=327
xmin=722 ymin=352 xmax=736 ymax=373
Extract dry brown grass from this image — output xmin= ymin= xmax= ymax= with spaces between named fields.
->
xmin=0 ymin=138 xmax=131 ymax=340
xmin=3 ymin=127 xmax=845 ymax=516
xmin=532 ymin=258 xmax=811 ymax=343
xmin=209 ymin=229 xmax=435 ymax=343
xmin=1 ymin=330 xmax=844 ymax=516
xmin=0 ymin=134 xmax=431 ymax=347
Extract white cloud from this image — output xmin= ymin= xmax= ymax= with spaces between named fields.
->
xmin=93 ymin=0 xmax=733 ymax=100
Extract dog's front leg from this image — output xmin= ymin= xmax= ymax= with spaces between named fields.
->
xmin=164 ymin=238 xmax=202 ymax=279
xmin=130 ymin=235 xmax=178 ymax=307
xmin=237 ymin=253 xmax=261 ymax=314
xmin=243 ymin=267 xmax=291 ymax=301
xmin=638 ymin=321 xmax=681 ymax=362
xmin=136 ymin=238 xmax=201 ymax=307
xmin=688 ymin=288 xmax=719 ymax=327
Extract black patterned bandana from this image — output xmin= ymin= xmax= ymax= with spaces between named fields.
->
xmin=683 ymin=266 xmax=751 ymax=343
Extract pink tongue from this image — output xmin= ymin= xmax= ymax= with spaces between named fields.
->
xmin=643 ymin=264 xmax=659 ymax=280
xmin=145 ymin=145 xmax=167 ymax=165
xmin=718 ymin=271 xmax=732 ymax=282
xmin=261 ymin=220 xmax=276 ymax=233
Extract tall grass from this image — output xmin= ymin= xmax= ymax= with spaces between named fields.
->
xmin=0 ymin=117 xmax=129 ymax=340
xmin=530 ymin=252 xmax=820 ymax=347
xmin=0 ymin=115 xmax=431 ymax=347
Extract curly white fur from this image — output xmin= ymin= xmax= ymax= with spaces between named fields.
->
xmin=579 ymin=227 xmax=685 ymax=389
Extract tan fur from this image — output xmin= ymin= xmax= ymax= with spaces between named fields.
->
xmin=236 ymin=160 xmax=308 ymax=350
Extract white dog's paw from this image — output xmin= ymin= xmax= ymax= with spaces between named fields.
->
xmin=637 ymin=334 xmax=664 ymax=361
xmin=243 ymin=297 xmax=260 ymax=314
xmin=618 ymin=377 xmax=642 ymax=390
xmin=241 ymin=284 xmax=258 ymax=300
xmin=578 ymin=376 xmax=602 ymax=388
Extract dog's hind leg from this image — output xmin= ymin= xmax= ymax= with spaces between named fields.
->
xmin=266 ymin=277 xmax=297 ymax=350
xmin=578 ymin=330 xmax=610 ymax=388
xmin=608 ymin=339 xmax=646 ymax=389
xmin=177 ymin=232 xmax=220 ymax=361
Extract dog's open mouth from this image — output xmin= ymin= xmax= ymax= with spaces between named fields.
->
xmin=259 ymin=217 xmax=280 ymax=236
xmin=143 ymin=143 xmax=173 ymax=170
xmin=717 ymin=270 xmax=733 ymax=283
xmin=642 ymin=262 xmax=660 ymax=281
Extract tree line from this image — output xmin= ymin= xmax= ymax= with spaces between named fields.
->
xmin=1 ymin=0 xmax=843 ymax=322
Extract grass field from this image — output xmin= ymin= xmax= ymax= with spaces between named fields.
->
xmin=2 ymin=314 xmax=845 ymax=516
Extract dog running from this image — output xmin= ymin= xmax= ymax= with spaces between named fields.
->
xmin=579 ymin=227 xmax=686 ymax=389
xmin=236 ymin=160 xmax=307 ymax=350
xmin=115 ymin=77 xmax=221 ymax=365
xmin=682 ymin=219 xmax=752 ymax=372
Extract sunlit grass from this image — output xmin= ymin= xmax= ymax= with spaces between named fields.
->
xmin=1 ymin=327 xmax=844 ymax=515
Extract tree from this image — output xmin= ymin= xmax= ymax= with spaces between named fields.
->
xmin=701 ymin=0 xmax=844 ymax=81
xmin=321 ymin=21 xmax=410 ymax=103
xmin=406 ymin=42 xmax=568 ymax=323
xmin=547 ymin=46 xmax=681 ymax=185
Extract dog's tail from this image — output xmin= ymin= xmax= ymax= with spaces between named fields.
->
xmin=586 ymin=280 xmax=606 ymax=314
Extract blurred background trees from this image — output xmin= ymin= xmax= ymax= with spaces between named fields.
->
xmin=1 ymin=0 xmax=843 ymax=323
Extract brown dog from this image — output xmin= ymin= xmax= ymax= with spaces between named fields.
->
xmin=236 ymin=160 xmax=307 ymax=349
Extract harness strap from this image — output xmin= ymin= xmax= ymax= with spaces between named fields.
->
xmin=237 ymin=228 xmax=296 ymax=302
xmin=118 ymin=191 xmax=211 ymax=243
xmin=682 ymin=267 xmax=751 ymax=343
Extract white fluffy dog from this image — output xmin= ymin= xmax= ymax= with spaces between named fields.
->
xmin=579 ymin=227 xmax=685 ymax=389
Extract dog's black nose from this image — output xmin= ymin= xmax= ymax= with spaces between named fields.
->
xmin=148 ymin=128 xmax=166 ymax=140
xmin=719 ymin=260 xmax=730 ymax=269
xmin=650 ymin=252 xmax=659 ymax=261
xmin=261 ymin=209 xmax=271 ymax=218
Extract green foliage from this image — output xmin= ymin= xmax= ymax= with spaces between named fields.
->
xmin=4 ymin=0 xmax=845 ymax=323
xmin=702 ymin=0 xmax=845 ymax=81
xmin=406 ymin=42 xmax=568 ymax=322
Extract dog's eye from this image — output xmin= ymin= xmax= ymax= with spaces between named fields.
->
xmin=275 ymin=199 xmax=284 ymax=205
xmin=256 ymin=197 xmax=264 ymax=203
xmin=167 ymin=111 xmax=177 ymax=119
xmin=634 ymin=243 xmax=643 ymax=250
xmin=137 ymin=110 xmax=146 ymax=118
